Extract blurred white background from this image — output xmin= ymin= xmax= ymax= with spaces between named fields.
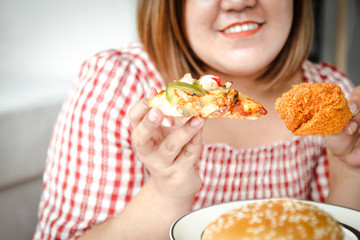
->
xmin=0 ymin=0 xmax=358 ymax=239
xmin=0 ymin=0 xmax=138 ymax=111
xmin=0 ymin=1 xmax=137 ymax=239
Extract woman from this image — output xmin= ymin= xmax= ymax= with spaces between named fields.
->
xmin=34 ymin=0 xmax=360 ymax=239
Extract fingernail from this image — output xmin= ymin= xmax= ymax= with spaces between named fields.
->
xmin=145 ymin=89 xmax=153 ymax=100
xmin=349 ymin=102 xmax=359 ymax=115
xmin=347 ymin=121 xmax=358 ymax=135
xmin=148 ymin=109 xmax=158 ymax=122
xmin=190 ymin=117 xmax=202 ymax=127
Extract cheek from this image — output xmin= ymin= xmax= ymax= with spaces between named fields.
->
xmin=184 ymin=0 xmax=218 ymax=41
xmin=262 ymin=1 xmax=293 ymax=58
xmin=272 ymin=1 xmax=293 ymax=36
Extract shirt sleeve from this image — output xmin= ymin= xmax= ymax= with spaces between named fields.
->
xmin=33 ymin=49 xmax=149 ymax=239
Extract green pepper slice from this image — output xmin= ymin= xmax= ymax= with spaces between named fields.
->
xmin=166 ymin=82 xmax=206 ymax=105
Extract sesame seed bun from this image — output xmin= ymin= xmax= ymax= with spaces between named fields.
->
xmin=201 ymin=199 xmax=344 ymax=240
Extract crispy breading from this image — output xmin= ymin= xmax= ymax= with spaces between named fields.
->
xmin=275 ymin=82 xmax=353 ymax=136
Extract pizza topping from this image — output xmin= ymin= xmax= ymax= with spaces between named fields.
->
xmin=179 ymin=73 xmax=196 ymax=85
xmin=166 ymin=82 xmax=205 ymax=105
xmin=148 ymin=91 xmax=183 ymax=117
xmin=200 ymin=103 xmax=220 ymax=117
xmin=210 ymin=76 xmax=221 ymax=86
xmin=225 ymin=81 xmax=233 ymax=89
xmin=199 ymin=75 xmax=221 ymax=90
xmin=225 ymin=89 xmax=239 ymax=105
xmin=149 ymin=73 xmax=267 ymax=119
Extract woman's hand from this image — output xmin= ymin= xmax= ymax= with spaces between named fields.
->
xmin=79 ymin=89 xmax=205 ymax=240
xmin=326 ymin=86 xmax=360 ymax=167
xmin=325 ymin=86 xmax=360 ymax=209
xmin=129 ymin=87 xmax=205 ymax=203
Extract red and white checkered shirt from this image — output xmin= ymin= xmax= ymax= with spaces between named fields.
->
xmin=33 ymin=43 xmax=354 ymax=239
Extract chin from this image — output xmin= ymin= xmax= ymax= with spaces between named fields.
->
xmin=209 ymin=59 xmax=269 ymax=78
xmin=214 ymin=66 xmax=265 ymax=79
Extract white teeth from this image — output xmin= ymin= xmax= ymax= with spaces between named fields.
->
xmin=224 ymin=23 xmax=259 ymax=34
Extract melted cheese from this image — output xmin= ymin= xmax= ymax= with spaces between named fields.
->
xmin=148 ymin=92 xmax=182 ymax=117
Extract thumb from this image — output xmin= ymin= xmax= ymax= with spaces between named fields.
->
xmin=326 ymin=121 xmax=359 ymax=163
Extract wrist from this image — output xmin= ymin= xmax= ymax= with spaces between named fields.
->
xmin=328 ymin=151 xmax=360 ymax=183
xmin=146 ymin=178 xmax=197 ymax=208
xmin=327 ymin=152 xmax=360 ymax=210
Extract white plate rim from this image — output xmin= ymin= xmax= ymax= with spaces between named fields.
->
xmin=170 ymin=198 xmax=360 ymax=240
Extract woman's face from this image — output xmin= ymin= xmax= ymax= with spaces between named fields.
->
xmin=185 ymin=0 xmax=293 ymax=78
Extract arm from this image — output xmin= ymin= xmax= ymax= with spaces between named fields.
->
xmin=326 ymin=86 xmax=360 ymax=210
xmin=79 ymin=88 xmax=205 ymax=239
xmin=79 ymin=180 xmax=196 ymax=240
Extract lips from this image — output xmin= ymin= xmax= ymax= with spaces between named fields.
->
xmin=221 ymin=21 xmax=262 ymax=38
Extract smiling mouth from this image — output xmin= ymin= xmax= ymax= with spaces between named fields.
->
xmin=223 ymin=23 xmax=260 ymax=34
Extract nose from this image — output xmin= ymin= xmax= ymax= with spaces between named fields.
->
xmin=220 ymin=0 xmax=257 ymax=12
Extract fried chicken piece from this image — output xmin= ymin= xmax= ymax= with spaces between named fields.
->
xmin=275 ymin=82 xmax=352 ymax=136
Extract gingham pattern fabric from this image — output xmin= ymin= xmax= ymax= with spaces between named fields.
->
xmin=33 ymin=43 xmax=354 ymax=239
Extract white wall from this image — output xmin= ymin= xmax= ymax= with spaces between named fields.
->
xmin=0 ymin=1 xmax=138 ymax=239
xmin=0 ymin=0 xmax=138 ymax=112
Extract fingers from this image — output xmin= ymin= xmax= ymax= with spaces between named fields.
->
xmin=345 ymin=120 xmax=359 ymax=136
xmin=348 ymin=100 xmax=360 ymax=135
xmin=131 ymin=108 xmax=164 ymax=155
xmin=349 ymin=86 xmax=360 ymax=116
xmin=130 ymin=87 xmax=164 ymax=155
xmin=349 ymin=85 xmax=360 ymax=105
xmin=349 ymin=102 xmax=359 ymax=117
xmin=348 ymin=140 xmax=360 ymax=168
xmin=326 ymin=128 xmax=356 ymax=154
xmin=158 ymin=117 xmax=205 ymax=165
xmin=129 ymin=88 xmax=157 ymax=129
xmin=326 ymin=86 xmax=360 ymax=166
xmin=344 ymin=86 xmax=360 ymax=135
xmin=173 ymin=130 xmax=203 ymax=169
xmin=130 ymin=87 xmax=205 ymax=170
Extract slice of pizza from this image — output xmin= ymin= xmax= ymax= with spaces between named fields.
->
xmin=148 ymin=73 xmax=267 ymax=119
